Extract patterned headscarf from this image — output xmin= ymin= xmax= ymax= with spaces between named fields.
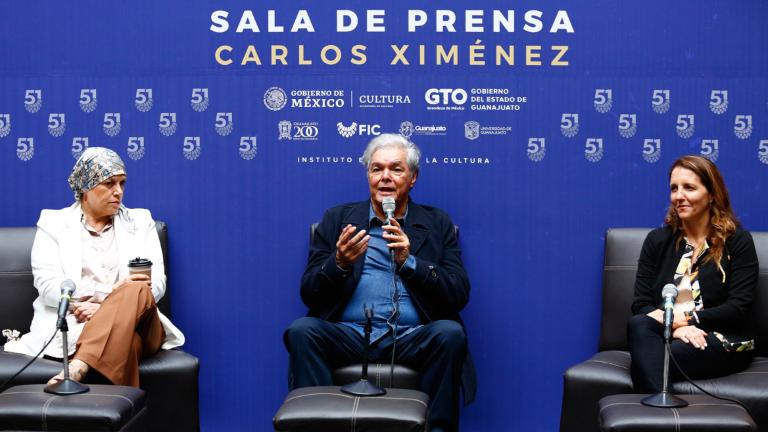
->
xmin=68 ymin=147 xmax=126 ymax=201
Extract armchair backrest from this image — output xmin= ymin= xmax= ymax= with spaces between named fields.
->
xmin=598 ymin=228 xmax=768 ymax=357
xmin=0 ymin=221 xmax=171 ymax=336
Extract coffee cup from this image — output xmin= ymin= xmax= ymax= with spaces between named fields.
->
xmin=128 ymin=257 xmax=152 ymax=279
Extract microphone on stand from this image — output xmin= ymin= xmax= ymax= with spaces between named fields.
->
xmin=661 ymin=284 xmax=677 ymax=341
xmin=642 ymin=284 xmax=687 ymax=408
xmin=341 ymin=304 xmax=386 ymax=396
xmin=381 ymin=196 xmax=401 ymax=385
xmin=56 ymin=280 xmax=76 ymax=330
xmin=45 ymin=279 xmax=89 ymax=396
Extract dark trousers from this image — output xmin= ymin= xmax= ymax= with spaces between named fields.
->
xmin=627 ymin=314 xmax=753 ymax=393
xmin=284 ymin=317 xmax=467 ymax=432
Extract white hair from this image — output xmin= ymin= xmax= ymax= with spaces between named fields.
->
xmin=360 ymin=133 xmax=420 ymax=174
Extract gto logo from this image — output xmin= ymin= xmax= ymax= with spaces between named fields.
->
xmin=424 ymin=88 xmax=467 ymax=110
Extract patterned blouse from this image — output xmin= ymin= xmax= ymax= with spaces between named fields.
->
xmin=673 ymin=238 xmax=754 ymax=352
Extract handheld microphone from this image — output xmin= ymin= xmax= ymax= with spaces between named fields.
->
xmin=661 ymin=284 xmax=678 ymax=340
xmin=382 ymin=197 xmax=396 ymax=225
xmin=56 ymin=280 xmax=76 ymax=330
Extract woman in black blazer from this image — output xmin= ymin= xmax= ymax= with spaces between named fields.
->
xmin=628 ymin=155 xmax=758 ymax=393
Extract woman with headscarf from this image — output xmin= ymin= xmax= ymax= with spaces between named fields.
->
xmin=4 ymin=147 xmax=184 ymax=386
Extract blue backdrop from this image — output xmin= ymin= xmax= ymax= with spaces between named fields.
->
xmin=1 ymin=1 xmax=767 ymax=430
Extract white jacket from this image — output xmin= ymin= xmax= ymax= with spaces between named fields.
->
xmin=4 ymin=203 xmax=185 ymax=358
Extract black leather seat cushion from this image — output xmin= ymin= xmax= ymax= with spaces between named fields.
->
xmin=0 ymin=384 xmax=147 ymax=432
xmin=332 ymin=364 xmax=421 ymax=390
xmin=672 ymin=357 xmax=768 ymax=428
xmin=599 ymin=394 xmax=756 ymax=432
xmin=273 ymin=386 xmax=429 ymax=432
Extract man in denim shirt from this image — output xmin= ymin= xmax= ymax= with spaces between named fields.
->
xmin=285 ymin=134 xmax=475 ymax=432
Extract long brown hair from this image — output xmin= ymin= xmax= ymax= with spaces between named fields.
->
xmin=664 ymin=155 xmax=739 ymax=279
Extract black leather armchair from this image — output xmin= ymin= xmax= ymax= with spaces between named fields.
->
xmin=560 ymin=228 xmax=768 ymax=432
xmin=0 ymin=222 xmax=200 ymax=432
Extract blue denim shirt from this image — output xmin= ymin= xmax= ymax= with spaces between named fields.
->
xmin=340 ymin=204 xmax=422 ymax=343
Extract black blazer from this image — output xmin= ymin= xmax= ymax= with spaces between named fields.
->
xmin=301 ymin=200 xmax=470 ymax=323
xmin=300 ymin=199 xmax=476 ymax=403
xmin=632 ymin=226 xmax=759 ymax=342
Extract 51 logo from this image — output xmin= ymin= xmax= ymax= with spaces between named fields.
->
xmin=759 ymin=140 xmax=768 ymax=165
xmin=734 ymin=115 xmax=752 ymax=140
xmin=527 ymin=138 xmax=546 ymax=162
xmin=618 ymin=114 xmax=637 ymax=138
xmin=709 ymin=90 xmax=728 ymax=115
xmin=651 ymin=89 xmax=670 ymax=114
xmin=183 ymin=136 xmax=201 ymax=160
xmin=700 ymin=139 xmax=719 ymax=162
xmin=215 ymin=112 xmax=233 ymax=136
xmin=642 ymin=139 xmax=661 ymax=163
xmin=0 ymin=114 xmax=10 ymax=138
xmin=48 ymin=113 xmax=66 ymax=137
xmin=191 ymin=88 xmax=209 ymax=112
xmin=127 ymin=137 xmax=145 ymax=161
xmin=594 ymin=89 xmax=612 ymax=113
xmin=71 ymin=137 xmax=89 ymax=160
xmin=239 ymin=136 xmax=257 ymax=160
xmin=135 ymin=89 xmax=154 ymax=112
xmin=17 ymin=137 xmax=34 ymax=161
xmin=79 ymin=89 xmax=97 ymax=113
xmin=560 ymin=113 xmax=579 ymax=138
xmin=159 ymin=113 xmax=177 ymax=136
xmin=103 ymin=113 xmax=121 ymax=136
xmin=585 ymin=138 xmax=604 ymax=163
xmin=676 ymin=114 xmax=695 ymax=139
xmin=24 ymin=90 xmax=42 ymax=113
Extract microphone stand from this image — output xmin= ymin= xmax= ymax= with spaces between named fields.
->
xmin=341 ymin=304 xmax=386 ymax=396
xmin=45 ymin=317 xmax=89 ymax=395
xmin=641 ymin=311 xmax=687 ymax=408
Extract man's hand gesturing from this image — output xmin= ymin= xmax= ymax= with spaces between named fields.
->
xmin=335 ymin=224 xmax=370 ymax=269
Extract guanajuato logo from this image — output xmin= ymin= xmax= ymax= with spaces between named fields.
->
xmin=399 ymin=121 xmax=447 ymax=138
